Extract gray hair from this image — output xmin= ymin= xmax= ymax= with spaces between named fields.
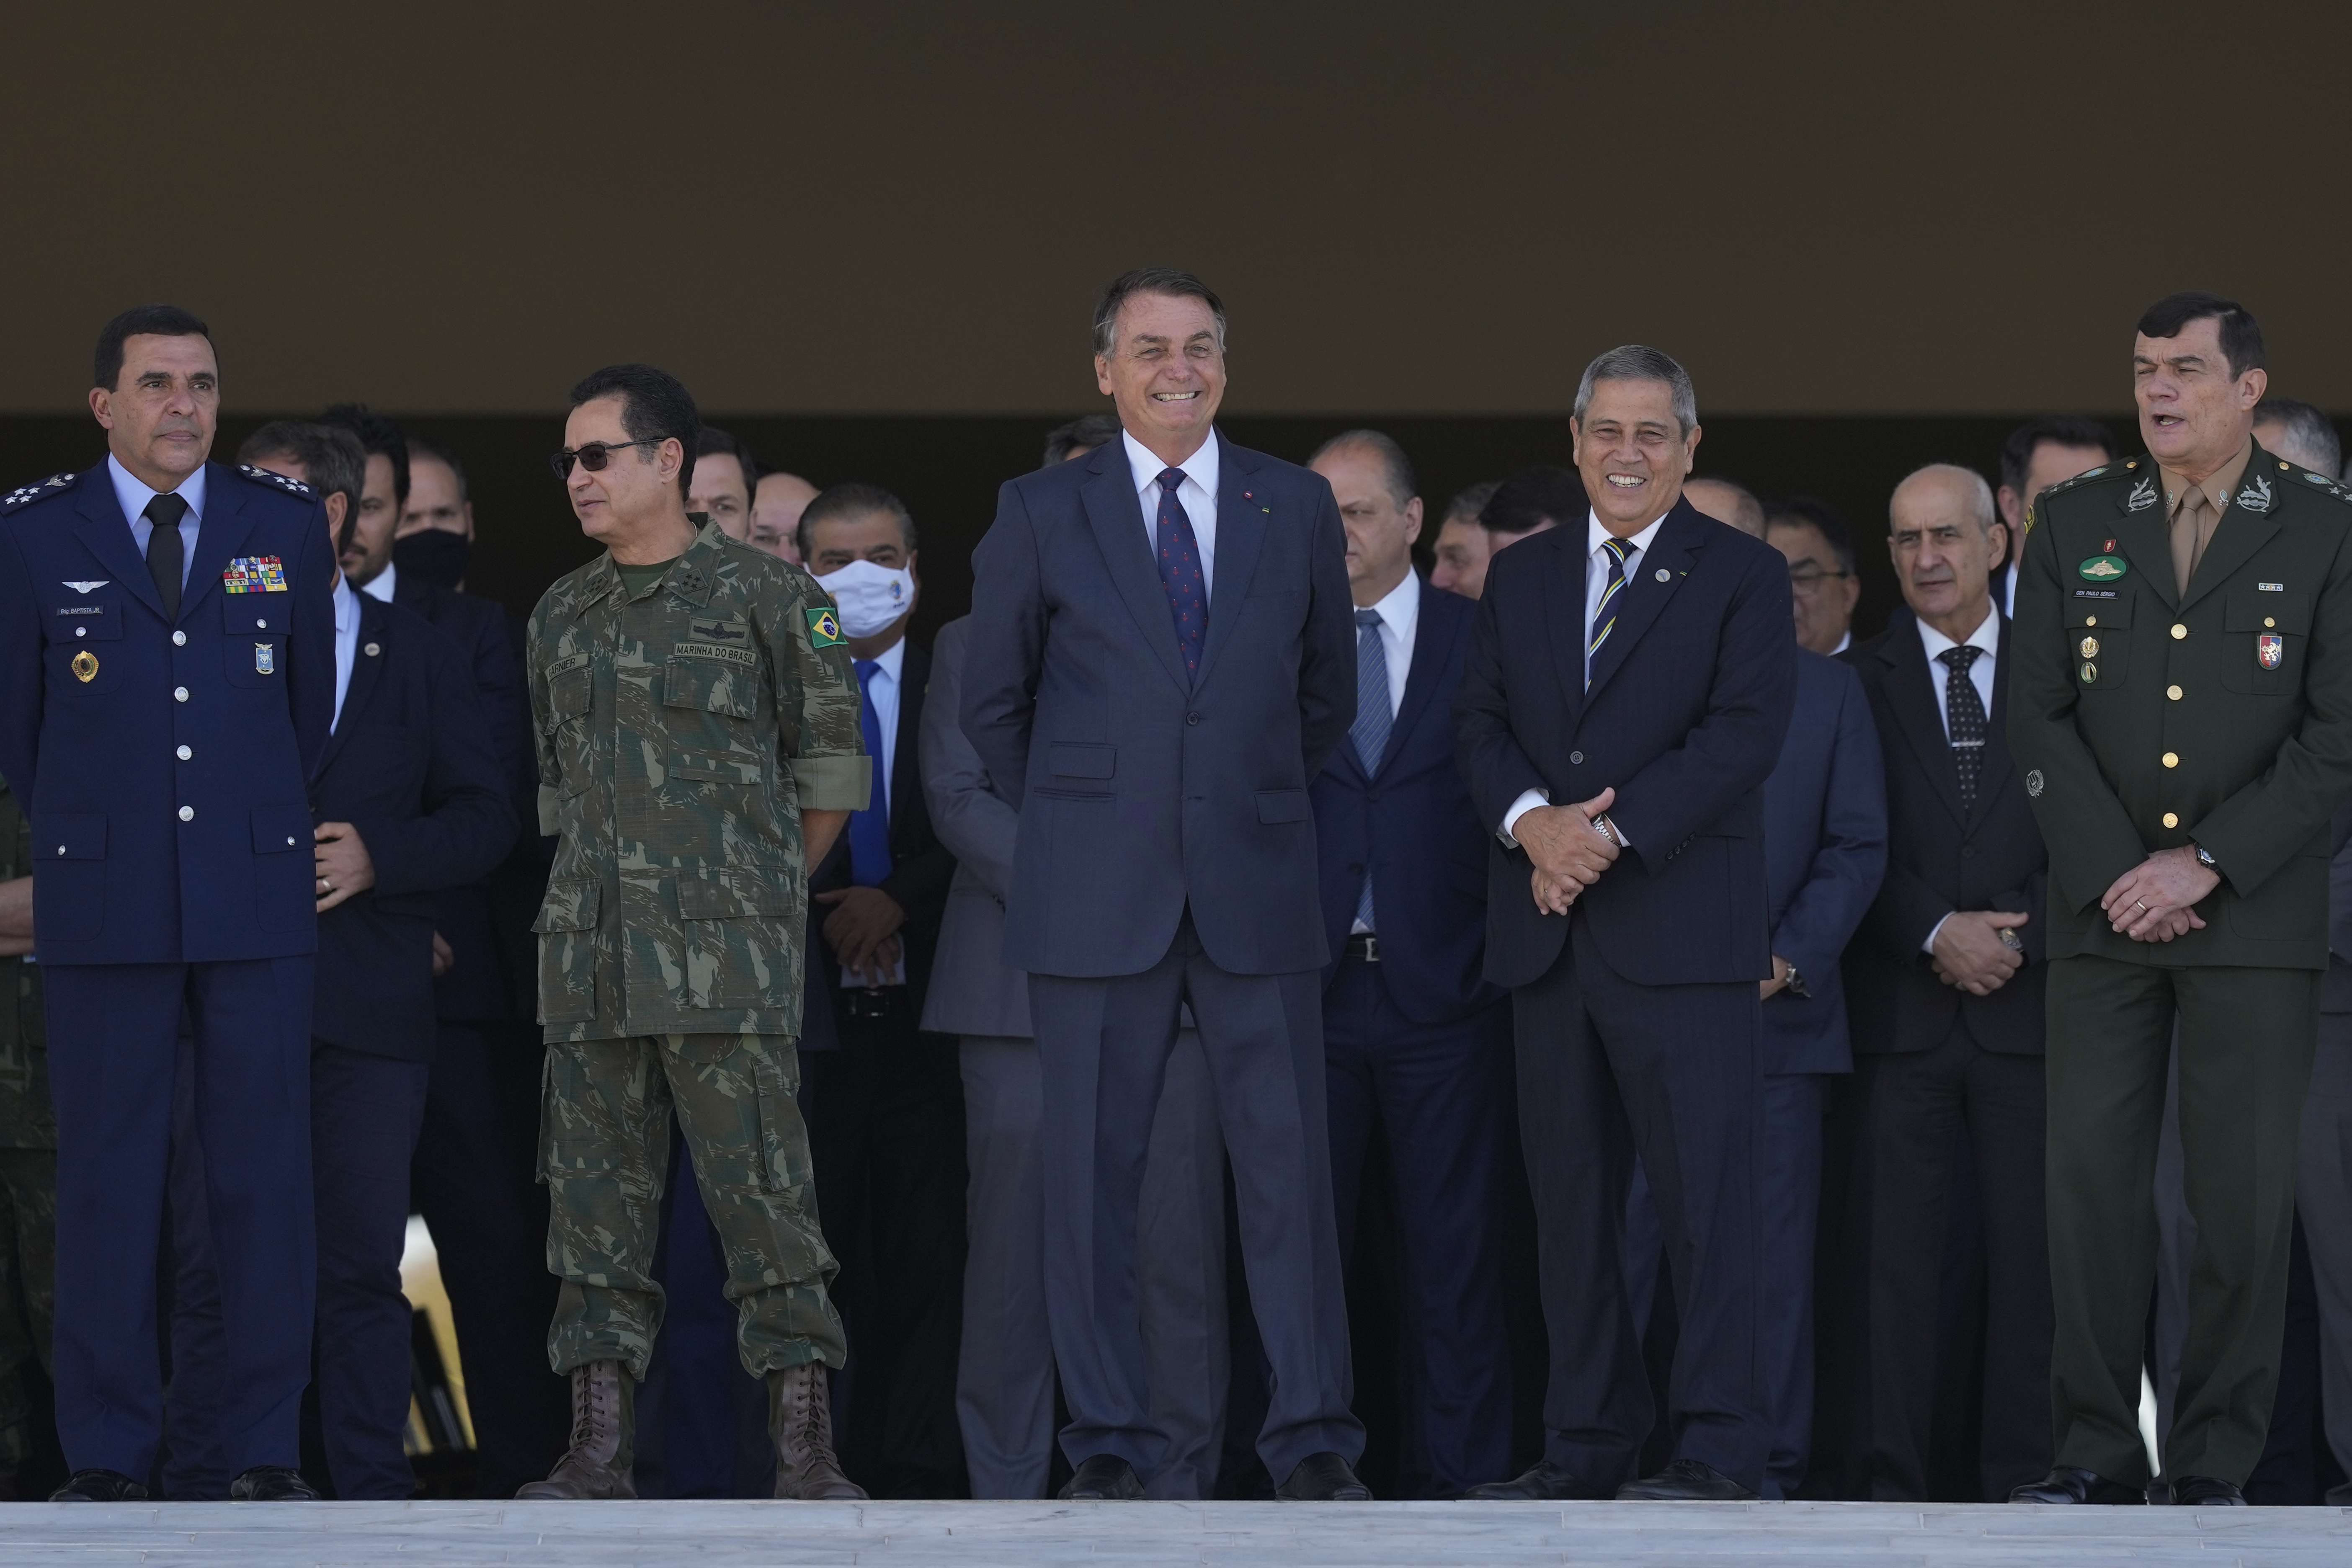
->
xmin=1894 ymin=462 xmax=1998 ymax=532
xmin=2254 ymin=397 xmax=2344 ymax=478
xmin=1307 ymin=428 xmax=1418 ymax=510
xmin=1573 ymin=345 xmax=1697 ymax=437
xmin=1092 ymin=267 xmax=1227 ymax=360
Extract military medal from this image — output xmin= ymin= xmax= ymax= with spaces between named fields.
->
xmin=2080 ymin=663 xmax=2098 ymax=683
xmin=2078 ymin=554 xmax=2127 ymax=582
xmin=255 ymin=642 xmax=276 ymax=675
xmin=2078 ymin=635 xmax=2099 ymax=658
xmin=223 ymin=556 xmax=290 ymax=594
xmin=2258 ymin=634 xmax=2284 ymax=670
xmin=71 ymin=650 xmax=98 ymax=683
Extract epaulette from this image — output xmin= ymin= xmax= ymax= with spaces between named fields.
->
xmin=237 ymin=463 xmax=315 ymax=499
xmin=2043 ymin=459 xmax=2132 ymax=499
xmin=3 ymin=471 xmax=79 ymax=513
xmin=2275 ymin=456 xmax=2352 ymax=510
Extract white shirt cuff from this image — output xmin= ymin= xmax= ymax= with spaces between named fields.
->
xmin=1499 ymin=789 xmax=1550 ymax=846
xmin=1922 ymin=913 xmax=1953 ymax=956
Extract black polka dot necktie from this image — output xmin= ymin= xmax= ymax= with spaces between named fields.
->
xmin=1938 ymin=644 xmax=1986 ymax=812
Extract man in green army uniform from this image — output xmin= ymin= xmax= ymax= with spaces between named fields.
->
xmin=519 ymin=364 xmax=872 ymax=1501
xmin=2009 ymin=291 xmax=2352 ymax=1506
xmin=0 ymin=770 xmax=54 ymax=1500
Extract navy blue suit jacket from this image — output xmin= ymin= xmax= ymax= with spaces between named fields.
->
xmin=962 ymin=429 xmax=1356 ymax=978
xmin=1312 ymin=581 xmax=1502 ymax=1024
xmin=0 ymin=461 xmax=335 ymax=965
xmin=1757 ymin=649 xmax=1887 ymax=1074
xmin=311 ymin=592 xmax=513 ymax=1060
xmin=1455 ymin=498 xmax=1796 ymax=989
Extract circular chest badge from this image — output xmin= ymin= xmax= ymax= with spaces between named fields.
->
xmin=2077 ymin=555 xmax=2128 ymax=582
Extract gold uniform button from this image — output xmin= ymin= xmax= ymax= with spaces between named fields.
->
xmin=2171 ymin=624 xmax=2188 ymax=640
xmin=2163 ymin=812 xmax=2179 ymax=828
xmin=2264 ymin=616 xmax=2276 ymax=628
xmin=2167 ymin=684 xmax=2183 ymax=700
xmin=2084 ymin=615 xmax=2097 ymax=627
xmin=2162 ymin=752 xmax=2179 ymax=769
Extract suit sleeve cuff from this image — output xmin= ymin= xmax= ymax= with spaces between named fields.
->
xmin=1499 ymin=788 xmax=1550 ymax=846
xmin=792 ymin=754 xmax=874 ymax=813
xmin=1922 ymin=912 xmax=1952 ymax=956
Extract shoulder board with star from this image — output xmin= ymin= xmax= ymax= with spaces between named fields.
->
xmin=2043 ymin=459 xmax=2135 ymax=500
xmin=3 ymin=471 xmax=81 ymax=513
xmin=2275 ymin=456 xmax=2352 ymax=513
xmin=237 ymin=463 xmax=315 ymax=499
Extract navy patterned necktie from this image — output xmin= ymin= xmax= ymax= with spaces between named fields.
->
xmin=144 ymin=492 xmax=189 ymax=621
xmin=1586 ymin=536 xmax=1637 ymax=686
xmin=1351 ymin=608 xmax=1392 ymax=931
xmin=1938 ymin=644 xmax=1986 ymax=812
xmin=848 ymin=659 xmax=893 ymax=885
xmin=1154 ymin=468 xmax=1208 ymax=681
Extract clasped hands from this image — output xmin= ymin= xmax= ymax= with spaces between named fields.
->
xmin=2099 ymin=845 xmax=2216 ymax=943
xmin=1519 ymin=787 xmax=1620 ymax=916
xmin=817 ymin=885 xmax=905 ymax=985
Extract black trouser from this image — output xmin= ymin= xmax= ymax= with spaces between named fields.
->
xmin=799 ymin=992 xmax=969 ymax=1497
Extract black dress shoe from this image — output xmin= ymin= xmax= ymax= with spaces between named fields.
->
xmin=1466 ymin=1461 xmax=1612 ymax=1501
xmin=2007 ymin=1465 xmax=2144 ymax=1504
xmin=230 ymin=1465 xmax=321 ymax=1501
xmin=1057 ymin=1454 xmax=1142 ymax=1500
xmin=1276 ymin=1452 xmax=1372 ymax=1501
xmin=49 ymin=1469 xmax=149 ymax=1502
xmin=1615 ymin=1459 xmax=1757 ymax=1501
xmin=2166 ymin=1475 xmax=2248 ymax=1506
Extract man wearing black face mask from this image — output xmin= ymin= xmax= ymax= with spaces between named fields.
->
xmin=394 ymin=437 xmax=475 ymax=591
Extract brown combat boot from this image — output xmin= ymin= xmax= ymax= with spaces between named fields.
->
xmin=769 ymin=1362 xmax=865 ymax=1500
xmin=517 ymin=1359 xmax=637 ymax=1499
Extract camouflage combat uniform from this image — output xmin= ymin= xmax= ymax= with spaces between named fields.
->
xmin=0 ymin=772 xmax=55 ymax=1493
xmin=526 ymin=519 xmax=869 ymax=1381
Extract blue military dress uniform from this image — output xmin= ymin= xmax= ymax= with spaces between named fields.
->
xmin=0 ymin=458 xmax=333 ymax=1483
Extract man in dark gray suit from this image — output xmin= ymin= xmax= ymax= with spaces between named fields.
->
xmin=962 ymin=268 xmax=1362 ymax=1501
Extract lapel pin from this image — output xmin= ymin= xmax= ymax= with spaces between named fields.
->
xmin=1654 ymin=567 xmax=1671 ymax=582
xmin=364 ymin=641 xmax=381 ymax=657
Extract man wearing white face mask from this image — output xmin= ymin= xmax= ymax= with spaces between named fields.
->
xmin=793 ymin=483 xmax=967 ymax=1495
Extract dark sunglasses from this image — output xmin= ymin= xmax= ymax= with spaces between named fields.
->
xmin=549 ymin=438 xmax=660 ymax=480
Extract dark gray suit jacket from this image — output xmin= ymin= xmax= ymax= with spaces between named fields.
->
xmin=920 ymin=616 xmax=1030 ymax=1038
xmin=961 ymin=428 xmax=1356 ymax=978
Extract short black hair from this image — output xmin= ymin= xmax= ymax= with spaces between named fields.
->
xmin=1443 ymin=480 xmax=1501 ymax=526
xmin=694 ymin=426 xmax=758 ymax=496
xmin=1093 ymin=267 xmax=1226 ymax=359
xmin=2253 ymin=397 xmax=2344 ymax=477
xmin=405 ymin=433 xmax=468 ymax=500
xmin=2135 ymin=291 xmax=2265 ymax=380
xmin=1307 ymin=429 xmax=1418 ymax=511
xmin=1480 ymin=465 xmax=1585 ymax=538
xmin=569 ymin=364 xmax=701 ymax=501
xmin=318 ymin=404 xmax=411 ymax=506
xmin=1042 ymin=413 xmax=1123 ymax=468
xmin=1998 ymin=415 xmax=2120 ymax=501
xmin=237 ymin=421 xmax=366 ymax=550
xmin=93 ymin=304 xmax=212 ymax=391
xmin=797 ymin=482 xmax=917 ymax=562
xmin=1764 ymin=495 xmax=1857 ymax=577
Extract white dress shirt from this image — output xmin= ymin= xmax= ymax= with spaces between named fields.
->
xmin=1915 ymin=606 xmax=2002 ymax=954
xmin=1122 ymin=429 xmax=1220 ymax=601
xmin=1357 ymin=568 xmax=1420 ymax=724
xmin=1499 ymin=508 xmax=1671 ymax=842
xmin=359 ymin=559 xmax=399 ymax=604
xmin=841 ymin=634 xmax=907 ymax=987
xmin=330 ymin=573 xmax=361 ymax=733
xmin=107 ymin=455 xmax=205 ymax=588
xmin=1830 ymin=629 xmax=1852 ymax=656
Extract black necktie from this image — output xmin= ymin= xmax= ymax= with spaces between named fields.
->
xmin=144 ymin=493 xmax=189 ymax=621
xmin=1938 ymin=644 xmax=1986 ymax=812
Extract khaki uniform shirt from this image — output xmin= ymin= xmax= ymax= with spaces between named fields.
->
xmin=2164 ymin=438 xmax=2254 ymax=595
xmin=525 ymin=521 xmax=870 ymax=1042
xmin=0 ymin=774 xmax=53 ymax=1150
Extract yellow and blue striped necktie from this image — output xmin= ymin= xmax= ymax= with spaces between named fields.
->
xmin=1586 ymin=536 xmax=1638 ymax=687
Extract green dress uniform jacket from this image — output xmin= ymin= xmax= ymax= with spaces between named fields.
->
xmin=0 ymin=771 xmax=56 ymax=1488
xmin=2012 ymin=447 xmax=2352 ymax=966
xmin=524 ymin=520 xmax=872 ymax=1042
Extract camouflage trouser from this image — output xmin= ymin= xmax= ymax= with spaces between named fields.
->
xmin=0 ymin=1146 xmax=57 ymax=1488
xmin=541 ymin=1032 xmax=843 ymax=1382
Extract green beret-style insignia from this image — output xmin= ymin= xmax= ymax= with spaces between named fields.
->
xmin=806 ymin=606 xmax=845 ymax=647
xmin=2078 ymin=554 xmax=2128 ymax=582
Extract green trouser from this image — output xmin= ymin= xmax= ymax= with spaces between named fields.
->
xmin=2045 ymin=956 xmax=2317 ymax=1485
xmin=541 ymin=1032 xmax=845 ymax=1381
xmin=0 ymin=1147 xmax=56 ymax=1488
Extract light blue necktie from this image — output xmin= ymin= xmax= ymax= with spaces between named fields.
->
xmin=1351 ymin=608 xmax=1391 ymax=931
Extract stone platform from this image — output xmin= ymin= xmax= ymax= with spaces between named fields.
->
xmin=1 ymin=1498 xmax=2346 ymax=1566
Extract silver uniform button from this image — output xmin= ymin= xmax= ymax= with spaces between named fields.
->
xmin=285 ymin=836 xmax=297 ymax=846
xmin=173 ymin=630 xmax=187 ymax=646
xmin=173 ymin=686 xmax=189 ymax=702
xmin=75 ymin=626 xmax=86 ymax=638
xmin=176 ymin=745 xmax=192 ymax=760
xmin=177 ymin=805 xmax=194 ymax=822
xmin=256 ymin=618 xmax=267 ymax=629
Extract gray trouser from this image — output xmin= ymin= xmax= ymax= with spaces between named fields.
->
xmin=955 ymin=1031 xmax=1228 ymax=1498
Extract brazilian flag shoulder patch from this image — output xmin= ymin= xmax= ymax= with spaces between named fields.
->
xmin=806 ymin=606 xmax=845 ymax=647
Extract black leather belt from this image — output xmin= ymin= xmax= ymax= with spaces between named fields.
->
xmin=839 ymin=985 xmax=912 ymax=1021
xmin=1344 ymin=933 xmax=1381 ymax=963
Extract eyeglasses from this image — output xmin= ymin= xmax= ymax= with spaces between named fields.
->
xmin=1789 ymin=565 xmax=1852 ymax=598
xmin=548 ymin=439 xmax=660 ymax=480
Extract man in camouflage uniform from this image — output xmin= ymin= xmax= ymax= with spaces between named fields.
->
xmin=519 ymin=365 xmax=871 ymax=1501
xmin=0 ymin=771 xmax=54 ymax=1500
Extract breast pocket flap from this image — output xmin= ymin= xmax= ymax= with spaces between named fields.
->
xmin=676 ymin=866 xmax=798 ymax=919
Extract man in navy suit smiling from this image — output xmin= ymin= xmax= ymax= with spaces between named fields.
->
xmin=1457 ymin=346 xmax=1795 ymax=1502
xmin=963 ymin=268 xmax=1364 ymax=1502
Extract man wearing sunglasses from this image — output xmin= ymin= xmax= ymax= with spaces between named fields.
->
xmin=520 ymin=364 xmax=872 ymax=1501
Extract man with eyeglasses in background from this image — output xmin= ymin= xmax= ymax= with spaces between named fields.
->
xmin=1766 ymin=498 xmax=1862 ymax=655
